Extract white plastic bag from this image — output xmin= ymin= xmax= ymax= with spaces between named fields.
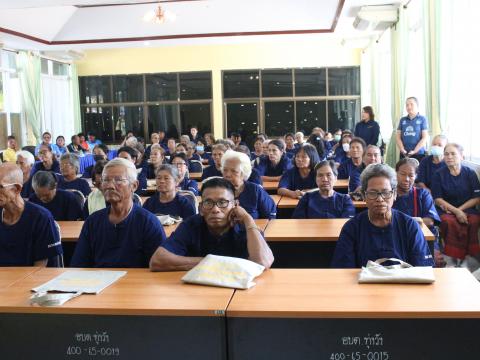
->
xmin=157 ymin=215 xmax=182 ymax=226
xmin=182 ymin=254 xmax=265 ymax=289
xmin=358 ymin=258 xmax=435 ymax=284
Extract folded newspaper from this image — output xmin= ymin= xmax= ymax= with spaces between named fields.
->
xmin=30 ymin=270 xmax=127 ymax=306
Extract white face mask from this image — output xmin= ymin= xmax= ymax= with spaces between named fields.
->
xmin=430 ymin=145 xmax=443 ymax=156
xmin=342 ymin=143 xmax=350 ymax=152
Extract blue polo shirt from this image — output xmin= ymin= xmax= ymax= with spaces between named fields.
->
xmin=331 ymin=209 xmax=433 ymax=268
xmin=431 ymin=166 xmax=480 ymax=214
xmin=354 ymin=120 xmax=381 ymax=146
xmin=0 ymin=202 xmax=62 ymax=266
xmin=71 ymin=204 xmax=165 ymax=268
xmin=397 ymin=114 xmax=429 ymax=154
xmin=292 ymin=191 xmax=355 ymax=219
xmin=238 ymin=181 xmax=276 ymax=219
xmin=30 ymin=160 xmax=60 ymax=177
xmin=348 ymin=164 xmax=366 ymax=192
xmin=278 ymin=167 xmax=316 ymax=191
xmin=143 ymin=193 xmax=196 ymax=219
xmin=393 ymin=187 xmax=440 ymax=223
xmin=57 ymin=176 xmax=92 ymax=197
xmin=254 ymin=155 xmax=292 ymax=177
xmin=201 ymin=165 xmax=222 ymax=181
xmin=29 ymin=189 xmax=83 ymax=221
xmin=417 ymin=155 xmax=446 ymax=189
xmin=163 ymin=214 xmax=249 ymax=259
xmin=179 ymin=177 xmax=199 ymax=195
xmin=338 ymin=158 xmax=362 ymax=180
xmin=21 ymin=177 xmax=34 ymax=199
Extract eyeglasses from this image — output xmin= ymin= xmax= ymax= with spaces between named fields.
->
xmin=364 ymin=190 xmax=395 ymax=200
xmin=200 ymin=199 xmax=233 ymax=210
xmin=101 ymin=177 xmax=129 ymax=186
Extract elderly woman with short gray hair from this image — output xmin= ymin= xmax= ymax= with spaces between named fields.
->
xmin=221 ymin=150 xmax=276 ymax=219
xmin=331 ymin=163 xmax=433 ymax=268
xmin=29 ymin=170 xmax=83 ymax=221
xmin=57 ymin=153 xmax=91 ymax=197
xmin=142 ymin=164 xmax=196 ymax=219
xmin=71 ymin=157 xmax=166 ymax=268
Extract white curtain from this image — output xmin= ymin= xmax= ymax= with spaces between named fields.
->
xmin=41 ymin=75 xmax=75 ymax=141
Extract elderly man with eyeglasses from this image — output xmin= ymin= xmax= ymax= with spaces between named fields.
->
xmin=0 ymin=163 xmax=62 ymax=266
xmin=150 ymin=177 xmax=274 ymax=271
xmin=71 ymin=158 xmax=166 ymax=268
xmin=331 ymin=163 xmax=433 ymax=268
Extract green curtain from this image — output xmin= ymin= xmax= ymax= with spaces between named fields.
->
xmin=385 ymin=6 xmax=410 ymax=168
xmin=16 ymin=51 xmax=42 ymax=143
xmin=70 ymin=64 xmax=82 ymax=134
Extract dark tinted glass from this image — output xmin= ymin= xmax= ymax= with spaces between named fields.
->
xmin=295 ymin=100 xmax=327 ymax=135
xmin=79 ymin=76 xmax=111 ymax=104
xmin=223 ymin=70 xmax=259 ymax=98
xmin=264 ymin=101 xmax=295 ymax=137
xmin=180 ymin=103 xmax=211 ymax=137
xmin=83 ymin=107 xmax=113 ymax=142
xmin=112 ymin=75 xmax=143 ymax=103
xmin=226 ymin=102 xmax=259 ymax=147
xmin=262 ymin=69 xmax=292 ymax=97
xmin=112 ymin=106 xmax=144 ymax=140
xmin=295 ymin=68 xmax=326 ymax=96
xmin=179 ymin=72 xmax=212 ymax=100
xmin=146 ymin=73 xmax=178 ymax=101
xmin=148 ymin=104 xmax=180 ymax=139
xmin=328 ymin=99 xmax=360 ymax=132
xmin=328 ymin=67 xmax=360 ymax=95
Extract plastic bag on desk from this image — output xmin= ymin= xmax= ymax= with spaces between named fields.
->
xmin=182 ymin=254 xmax=265 ymax=289
xmin=358 ymin=258 xmax=435 ymax=284
xmin=157 ymin=215 xmax=182 ymax=226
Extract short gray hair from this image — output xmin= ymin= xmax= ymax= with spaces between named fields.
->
xmin=360 ymin=163 xmax=397 ymax=193
xmin=16 ymin=150 xmax=35 ymax=166
xmin=221 ymin=150 xmax=252 ymax=181
xmin=104 ymin=157 xmax=138 ymax=183
xmin=180 ymin=135 xmax=190 ymax=143
xmin=154 ymin=164 xmax=179 ymax=179
xmin=60 ymin=153 xmax=80 ymax=174
xmin=32 ymin=171 xmax=57 ymax=191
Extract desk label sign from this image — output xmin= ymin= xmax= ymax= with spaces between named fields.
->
xmin=66 ymin=331 xmax=120 ymax=357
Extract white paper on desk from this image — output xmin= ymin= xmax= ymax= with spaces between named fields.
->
xmin=32 ymin=270 xmax=127 ymax=294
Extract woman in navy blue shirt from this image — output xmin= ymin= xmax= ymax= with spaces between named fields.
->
xmin=201 ymin=144 xmax=226 ymax=181
xmin=251 ymin=137 xmax=264 ymax=161
xmin=284 ymin=133 xmax=298 ymax=159
xmin=417 ymin=135 xmax=448 ymax=191
xmin=143 ymin=164 xmax=196 ymax=220
xmin=278 ymin=144 xmax=319 ymax=199
xmin=222 ymin=150 xmax=276 ymax=219
xmin=332 ymin=163 xmax=433 ymax=268
xmin=292 ymin=160 xmax=355 ymax=219
xmin=331 ymin=133 xmax=352 ymax=164
xmin=30 ymin=144 xmax=60 ymax=177
xmin=354 ymin=106 xmax=381 ymax=146
xmin=431 ymin=143 xmax=480 ymax=262
xmin=254 ymin=139 xmax=292 ymax=181
xmin=170 ymin=153 xmax=199 ymax=195
xmin=144 ymin=144 xmax=166 ymax=179
xmin=57 ymin=153 xmax=91 ymax=197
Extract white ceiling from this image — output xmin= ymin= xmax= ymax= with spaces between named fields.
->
xmin=0 ymin=0 xmax=397 ymax=52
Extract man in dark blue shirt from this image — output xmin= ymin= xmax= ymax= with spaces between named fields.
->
xmin=71 ymin=158 xmax=165 ymax=267
xmin=149 ymin=178 xmax=274 ymax=271
xmin=0 ymin=164 xmax=62 ymax=266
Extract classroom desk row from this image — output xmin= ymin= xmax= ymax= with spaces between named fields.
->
xmin=57 ymin=219 xmax=434 ymax=268
xmin=0 ymin=267 xmax=479 ymax=359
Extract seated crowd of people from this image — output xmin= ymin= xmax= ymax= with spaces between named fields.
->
xmin=1 ymin=101 xmax=479 ymax=273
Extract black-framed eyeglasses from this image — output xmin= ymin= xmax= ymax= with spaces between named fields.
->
xmin=200 ymin=199 xmax=233 ymax=210
xmin=364 ymin=190 xmax=395 ymax=200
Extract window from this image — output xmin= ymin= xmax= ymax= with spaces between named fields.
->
xmin=146 ymin=73 xmax=177 ymax=101
xmin=52 ymin=62 xmax=68 ymax=76
xmin=148 ymin=104 xmax=180 ymax=139
xmin=112 ymin=75 xmax=143 ymax=103
xmin=328 ymin=99 xmax=360 ymax=132
xmin=264 ymin=101 xmax=295 ymax=137
xmin=226 ymin=102 xmax=259 ymax=146
xmin=83 ymin=107 xmax=113 ymax=142
xmin=180 ymin=103 xmax=212 ymax=138
xmin=295 ymin=68 xmax=326 ymax=96
xmin=328 ymin=67 xmax=361 ymax=96
xmin=41 ymin=58 xmax=49 ymax=75
xmin=295 ymin=101 xmax=327 ymax=135
xmin=180 ymin=72 xmax=211 ymax=100
xmin=262 ymin=69 xmax=292 ymax=97
xmin=223 ymin=70 xmax=259 ymax=98
xmin=113 ymin=106 xmax=144 ymax=140
xmin=80 ymin=76 xmax=111 ymax=104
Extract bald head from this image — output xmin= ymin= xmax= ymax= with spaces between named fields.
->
xmin=0 ymin=163 xmax=23 ymax=184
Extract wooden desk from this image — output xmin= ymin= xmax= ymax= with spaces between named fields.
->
xmin=277 ymin=196 xmax=367 ymax=209
xmin=264 ymin=219 xmax=435 ymax=268
xmin=189 ymin=172 xmax=202 ymax=180
xmin=263 ymin=179 xmax=349 ymax=192
xmin=226 ymin=268 xmax=480 ymax=360
xmin=0 ymin=268 xmax=232 ymax=359
xmin=269 ymin=194 xmax=282 ymax=206
xmin=0 ymin=267 xmax=40 ymax=289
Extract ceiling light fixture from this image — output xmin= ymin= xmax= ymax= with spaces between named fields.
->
xmin=143 ymin=4 xmax=176 ymax=24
